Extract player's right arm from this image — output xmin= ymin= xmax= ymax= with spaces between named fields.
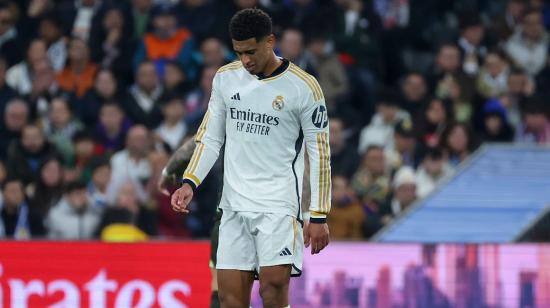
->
xmin=172 ymin=73 xmax=226 ymax=212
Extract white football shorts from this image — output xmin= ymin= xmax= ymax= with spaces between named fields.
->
xmin=216 ymin=209 xmax=304 ymax=277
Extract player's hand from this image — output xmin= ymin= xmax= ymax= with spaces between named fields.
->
xmin=306 ymin=222 xmax=329 ymax=255
xmin=171 ymin=183 xmax=193 ymax=213
xmin=158 ymin=173 xmax=176 ymax=196
xmin=303 ymin=219 xmax=311 ymax=248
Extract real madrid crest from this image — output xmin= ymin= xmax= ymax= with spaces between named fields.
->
xmin=272 ymin=95 xmax=284 ymax=111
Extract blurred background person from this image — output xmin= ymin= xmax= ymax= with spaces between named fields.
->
xmin=505 ymin=8 xmax=549 ymax=76
xmin=6 ymin=124 xmax=59 ymax=185
xmin=108 ymin=125 xmax=153 ymax=203
xmin=415 ymin=147 xmax=454 ymax=199
xmin=0 ymin=98 xmax=29 ymax=159
xmin=134 ymin=3 xmax=196 ymax=81
xmin=440 ymin=122 xmax=479 ymax=166
xmin=46 ymin=180 xmax=100 ymax=239
xmin=0 ymin=178 xmax=33 ymax=239
xmin=381 ymin=166 xmax=418 ymax=221
xmin=94 ymin=102 xmax=131 ymax=154
xmin=328 ymin=175 xmax=365 ymax=239
xmin=123 ymin=61 xmax=164 ymax=128
xmin=27 ymin=157 xmax=64 ymax=236
xmin=155 ymin=92 xmax=188 ymax=152
xmin=56 ymin=37 xmax=97 ymax=98
xmin=96 ymin=181 xmax=157 ymax=240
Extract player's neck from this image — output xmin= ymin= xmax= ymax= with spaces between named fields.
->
xmin=260 ymin=52 xmax=282 ymax=77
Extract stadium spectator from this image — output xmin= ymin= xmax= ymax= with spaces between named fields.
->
xmin=352 ymin=145 xmax=391 ymax=208
xmin=329 ymin=117 xmax=359 ymax=178
xmin=428 ymin=44 xmax=476 ymax=105
xmin=27 ymin=157 xmax=64 ymax=235
xmin=6 ymin=39 xmax=48 ymax=96
xmin=94 ymin=102 xmax=130 ymax=154
xmin=69 ymin=131 xmax=98 ymax=183
xmin=87 ymin=156 xmax=111 ymax=210
xmin=46 ymin=180 xmax=100 ymax=240
xmin=6 ymin=124 xmax=58 ymax=185
xmin=0 ymin=160 xmax=5 ymax=201
xmin=0 ymin=57 xmax=16 ymax=121
xmin=535 ymin=53 xmax=550 ymax=99
xmin=184 ymin=66 xmax=216 ymax=130
xmin=97 ymin=182 xmax=157 ymax=239
xmin=0 ymin=2 xmax=23 ymax=66
xmin=78 ymin=69 xmax=121 ymax=126
xmin=440 ymin=123 xmax=479 ymax=166
xmin=332 ymin=0 xmax=382 ymax=76
xmin=304 ymin=34 xmax=350 ymax=111
xmin=134 ymin=3 xmax=195 ymax=80
xmin=163 ymin=61 xmax=192 ymax=95
xmin=476 ymin=50 xmax=510 ymax=99
xmin=415 ymin=147 xmax=454 ymax=199
xmin=516 ymin=96 xmax=550 ymax=144
xmin=500 ymin=68 xmax=534 ymax=132
xmin=358 ymin=91 xmax=410 ymax=153
xmin=176 ymin=0 xmax=217 ymax=43
xmin=489 ymin=0 xmax=526 ymax=42
xmin=0 ymin=99 xmax=29 ymax=159
xmin=481 ymin=98 xmax=515 ymax=142
xmin=505 ymin=8 xmax=549 ymax=75
xmin=57 ymin=0 xmax=103 ymax=41
xmin=130 ymin=0 xmax=153 ymax=39
xmin=57 ymin=37 xmax=98 ymax=98
xmin=278 ymin=28 xmax=313 ymax=73
xmin=457 ymin=12 xmax=487 ymax=76
xmin=0 ymin=178 xmax=31 ymax=239
xmin=43 ymin=97 xmax=84 ymax=163
xmin=123 ymin=61 xmax=164 ymax=128
xmin=328 ymin=175 xmax=365 ymax=239
xmin=27 ymin=59 xmax=59 ymax=119
xmin=108 ymin=125 xmax=153 ymax=203
xmin=385 ymin=119 xmax=424 ymax=171
xmin=398 ymin=72 xmax=429 ymax=118
xmin=415 ymin=98 xmax=454 ymax=148
xmin=155 ymin=93 xmax=188 ymax=152
xmin=98 ymin=207 xmax=149 ymax=242
xmin=37 ymin=13 xmax=67 ymax=72
xmin=272 ymin=0 xmax=335 ymax=37
xmin=382 ymin=166 xmax=417 ymax=220
xmin=199 ymin=38 xmax=231 ymax=69
xmin=89 ymin=6 xmax=133 ymax=87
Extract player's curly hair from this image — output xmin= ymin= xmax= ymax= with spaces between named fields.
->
xmin=229 ymin=8 xmax=272 ymax=42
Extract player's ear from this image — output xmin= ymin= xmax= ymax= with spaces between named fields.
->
xmin=265 ymin=34 xmax=275 ymax=49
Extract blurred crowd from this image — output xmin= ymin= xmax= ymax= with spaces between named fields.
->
xmin=0 ymin=0 xmax=549 ymax=241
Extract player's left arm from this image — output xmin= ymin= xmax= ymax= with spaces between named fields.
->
xmin=299 ymin=77 xmax=331 ymax=255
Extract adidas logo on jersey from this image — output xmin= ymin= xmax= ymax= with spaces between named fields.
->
xmin=230 ymin=93 xmax=241 ymax=101
xmin=279 ymin=248 xmax=292 ymax=256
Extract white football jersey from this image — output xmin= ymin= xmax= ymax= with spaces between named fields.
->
xmin=182 ymin=60 xmax=331 ymax=222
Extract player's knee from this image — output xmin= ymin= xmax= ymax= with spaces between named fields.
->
xmin=259 ymin=278 xmax=288 ymax=302
xmin=217 ymin=290 xmax=246 ymax=308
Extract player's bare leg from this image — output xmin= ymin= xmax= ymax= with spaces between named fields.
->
xmin=259 ymin=265 xmax=291 ymax=308
xmin=211 ymin=268 xmax=220 ymax=308
xmin=217 ymin=269 xmax=255 ymax=308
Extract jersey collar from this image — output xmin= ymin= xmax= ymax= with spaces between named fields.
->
xmin=255 ymin=58 xmax=290 ymax=80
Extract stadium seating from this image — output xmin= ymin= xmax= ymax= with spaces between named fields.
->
xmin=374 ymin=145 xmax=550 ymax=242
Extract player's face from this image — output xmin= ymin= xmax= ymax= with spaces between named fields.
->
xmin=232 ymin=35 xmax=274 ymax=75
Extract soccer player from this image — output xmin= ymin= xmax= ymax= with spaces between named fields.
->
xmin=171 ymin=8 xmax=331 ymax=308
xmin=159 ymin=138 xmax=312 ymax=308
